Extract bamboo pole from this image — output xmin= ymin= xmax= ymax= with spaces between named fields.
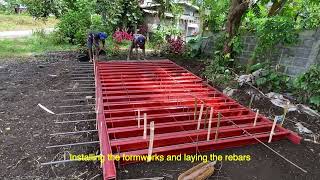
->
xmin=143 ymin=113 xmax=147 ymax=139
xmin=253 ymin=110 xmax=259 ymax=127
xmin=268 ymin=116 xmax=278 ymax=143
xmin=214 ymin=112 xmax=221 ymax=142
xmin=206 ymin=107 xmax=214 ymax=141
xmin=147 ymin=121 xmax=155 ymax=162
xmin=197 ymin=104 xmax=204 ymax=130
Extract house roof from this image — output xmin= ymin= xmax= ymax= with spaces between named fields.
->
xmin=176 ymin=1 xmax=200 ymax=11
xmin=143 ymin=10 xmax=199 ymax=21
xmin=139 ymin=1 xmax=199 ymax=11
xmin=139 ymin=3 xmax=160 ymax=9
xmin=142 ymin=9 xmax=174 ymax=18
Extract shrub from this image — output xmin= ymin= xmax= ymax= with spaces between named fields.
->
xmin=186 ymin=36 xmax=202 ymax=58
xmin=138 ymin=24 xmax=148 ymax=35
xmin=167 ymin=37 xmax=185 ymax=55
xmin=249 ymin=63 xmax=291 ymax=92
xmin=149 ymin=29 xmax=166 ymax=49
xmin=253 ymin=16 xmax=298 ymax=58
xmin=254 ymin=68 xmax=291 ymax=93
xmin=293 ymin=65 xmax=320 ymax=110
xmin=56 ymin=10 xmax=91 ymax=45
xmin=54 ymin=0 xmax=95 ymax=46
xmin=203 ymin=52 xmax=234 ymax=86
xmin=90 ymin=14 xmax=109 ymax=33
xmin=112 ymin=29 xmax=133 ymax=43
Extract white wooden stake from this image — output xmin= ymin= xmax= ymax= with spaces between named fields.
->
xmin=197 ymin=104 xmax=204 ymax=130
xmin=137 ymin=109 xmax=141 ymax=128
xmin=249 ymin=94 xmax=255 ymax=109
xmin=143 ymin=113 xmax=147 ymax=139
xmin=268 ymin=117 xmax=278 ymax=143
xmin=214 ymin=112 xmax=221 ymax=142
xmin=253 ymin=110 xmax=259 ymax=127
xmin=38 ymin=103 xmax=55 ymax=114
xmin=147 ymin=121 xmax=155 ymax=162
xmin=281 ymin=103 xmax=289 ymax=126
xmin=206 ymin=107 xmax=214 ymax=141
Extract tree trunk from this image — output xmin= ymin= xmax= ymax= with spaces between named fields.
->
xmin=224 ymin=0 xmax=250 ymax=55
xmin=268 ymin=0 xmax=287 ymax=17
xmin=199 ymin=6 xmax=205 ymax=37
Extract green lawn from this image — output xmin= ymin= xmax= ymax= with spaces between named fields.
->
xmin=0 ymin=13 xmax=58 ymax=31
xmin=0 ymin=34 xmax=76 ymax=58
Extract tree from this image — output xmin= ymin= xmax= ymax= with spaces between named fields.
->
xmin=170 ymin=2 xmax=183 ymax=29
xmin=192 ymin=0 xmax=229 ymax=34
xmin=4 ymin=0 xmax=21 ymax=7
xmin=55 ymin=0 xmax=94 ymax=44
xmin=22 ymin=0 xmax=66 ymax=18
xmin=223 ymin=0 xmax=251 ymax=55
xmin=96 ymin=0 xmax=142 ymax=31
xmin=120 ymin=0 xmax=142 ymax=27
xmin=2 ymin=0 xmax=22 ymax=13
xmin=153 ymin=0 xmax=172 ymax=20
xmin=268 ymin=0 xmax=287 ymax=16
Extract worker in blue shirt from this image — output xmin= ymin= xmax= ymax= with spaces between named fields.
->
xmin=87 ymin=32 xmax=107 ymax=62
xmin=127 ymin=34 xmax=146 ymax=60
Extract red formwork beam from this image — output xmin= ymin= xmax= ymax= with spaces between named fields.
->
xmin=94 ymin=60 xmax=301 ymax=180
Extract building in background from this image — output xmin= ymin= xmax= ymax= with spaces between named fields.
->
xmin=139 ymin=0 xmax=200 ymax=40
xmin=14 ymin=4 xmax=27 ymax=14
xmin=0 ymin=0 xmax=27 ymax=13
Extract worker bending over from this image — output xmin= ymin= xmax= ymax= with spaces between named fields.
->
xmin=87 ymin=32 xmax=107 ymax=62
xmin=127 ymin=34 xmax=146 ymax=60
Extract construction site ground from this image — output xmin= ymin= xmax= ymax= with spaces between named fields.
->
xmin=0 ymin=52 xmax=319 ymax=180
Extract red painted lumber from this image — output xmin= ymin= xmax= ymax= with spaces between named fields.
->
xmin=95 ymin=60 xmax=301 ymax=180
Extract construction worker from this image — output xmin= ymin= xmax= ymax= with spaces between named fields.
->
xmin=87 ymin=32 xmax=107 ymax=62
xmin=127 ymin=34 xmax=146 ymax=60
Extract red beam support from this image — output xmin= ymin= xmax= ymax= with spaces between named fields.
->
xmin=94 ymin=62 xmax=116 ymax=180
xmin=95 ymin=60 xmax=301 ymax=180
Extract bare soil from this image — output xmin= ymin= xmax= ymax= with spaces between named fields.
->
xmin=0 ymin=52 xmax=319 ymax=180
xmin=0 ymin=52 xmax=100 ymax=180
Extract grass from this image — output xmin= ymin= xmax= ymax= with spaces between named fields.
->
xmin=0 ymin=34 xmax=77 ymax=58
xmin=0 ymin=13 xmax=58 ymax=31
xmin=0 ymin=32 xmax=154 ymax=58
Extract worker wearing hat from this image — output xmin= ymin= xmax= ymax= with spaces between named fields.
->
xmin=87 ymin=32 xmax=107 ymax=62
xmin=127 ymin=34 xmax=146 ymax=60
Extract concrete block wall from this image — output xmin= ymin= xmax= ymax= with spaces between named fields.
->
xmin=201 ymin=28 xmax=320 ymax=76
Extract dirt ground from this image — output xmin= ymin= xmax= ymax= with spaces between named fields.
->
xmin=1 ymin=52 xmax=320 ymax=180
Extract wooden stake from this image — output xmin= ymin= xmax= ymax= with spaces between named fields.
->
xmin=147 ymin=121 xmax=155 ymax=162
xmin=249 ymin=94 xmax=255 ymax=109
xmin=143 ymin=113 xmax=147 ymax=139
xmin=214 ymin=112 xmax=221 ymax=142
xmin=137 ymin=109 xmax=141 ymax=128
xmin=280 ymin=103 xmax=289 ymax=126
xmin=194 ymin=98 xmax=198 ymax=121
xmin=197 ymin=104 xmax=204 ymax=130
xmin=253 ymin=110 xmax=259 ymax=127
xmin=268 ymin=116 xmax=278 ymax=143
xmin=206 ymin=107 xmax=214 ymax=141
